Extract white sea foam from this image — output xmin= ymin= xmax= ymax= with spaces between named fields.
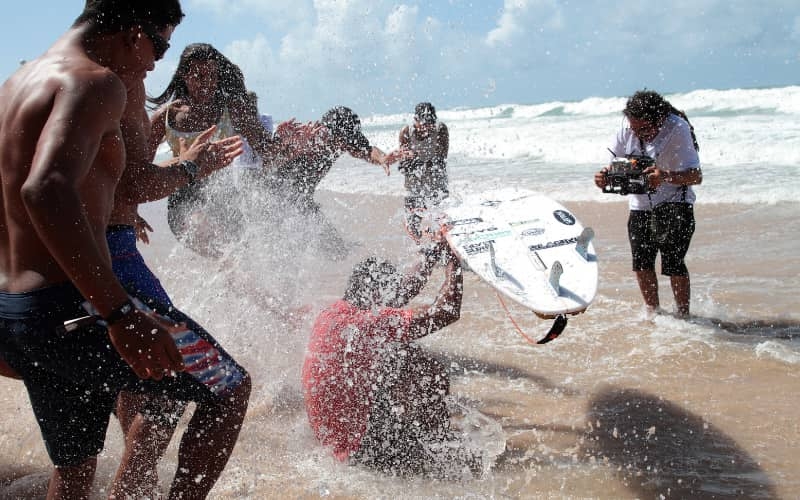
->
xmin=332 ymin=86 xmax=800 ymax=204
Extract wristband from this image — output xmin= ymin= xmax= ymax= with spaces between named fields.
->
xmin=104 ymin=299 xmax=135 ymax=326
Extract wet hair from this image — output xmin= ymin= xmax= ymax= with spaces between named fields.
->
xmin=148 ymin=43 xmax=249 ymax=109
xmin=415 ymin=102 xmax=437 ymax=124
xmin=321 ymin=106 xmax=371 ymax=150
xmin=344 ymin=257 xmax=405 ymax=309
xmin=75 ymin=0 xmax=184 ymax=34
xmin=624 ymin=90 xmax=699 ymax=151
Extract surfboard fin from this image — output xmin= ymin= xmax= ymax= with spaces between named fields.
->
xmin=548 ymin=260 xmax=563 ymax=294
xmin=575 ymin=227 xmax=594 ymax=260
xmin=538 ymin=314 xmax=567 ymax=344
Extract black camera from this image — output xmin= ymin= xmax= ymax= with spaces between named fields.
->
xmin=602 ymin=154 xmax=655 ymax=195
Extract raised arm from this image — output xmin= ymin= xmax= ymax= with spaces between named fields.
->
xmin=227 ymin=93 xmax=280 ymax=165
xmin=404 ymin=247 xmax=463 ymax=340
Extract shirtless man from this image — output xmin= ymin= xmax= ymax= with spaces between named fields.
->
xmin=0 ymin=2 xmax=250 ymax=498
xmin=386 ymin=102 xmax=450 ymax=242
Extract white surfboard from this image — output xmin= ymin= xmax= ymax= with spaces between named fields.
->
xmin=441 ymin=188 xmax=598 ymax=323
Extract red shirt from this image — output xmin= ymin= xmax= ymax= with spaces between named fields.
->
xmin=301 ymin=299 xmax=414 ymax=460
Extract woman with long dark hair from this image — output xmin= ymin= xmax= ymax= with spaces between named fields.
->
xmin=148 ymin=43 xmax=279 ymax=256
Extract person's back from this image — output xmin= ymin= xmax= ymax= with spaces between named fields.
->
xmin=0 ymin=29 xmax=125 ymax=292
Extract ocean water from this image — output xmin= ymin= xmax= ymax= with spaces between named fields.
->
xmin=1 ymin=86 xmax=798 ymax=498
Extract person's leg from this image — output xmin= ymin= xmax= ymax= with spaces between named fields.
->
xmin=167 ymin=374 xmax=251 ymax=499
xmin=0 ymin=285 xmax=125 ymax=499
xmin=671 ymin=274 xmax=691 ymax=317
xmin=0 ymin=354 xmax=21 ymax=379
xmin=47 ymin=457 xmax=97 ymax=500
xmin=111 ymin=392 xmax=183 ymax=498
xmin=112 ymin=302 xmax=252 ymax=499
xmin=391 ymin=345 xmax=450 ymax=435
xmin=628 ymin=210 xmax=659 ymax=312
xmin=657 ymin=203 xmax=696 ymax=317
xmin=635 ymin=270 xmax=660 ymax=312
xmin=108 ymin=228 xmax=183 ymax=496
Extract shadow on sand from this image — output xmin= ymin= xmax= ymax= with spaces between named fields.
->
xmin=432 ymin=350 xmax=582 ymax=397
xmin=0 ymin=464 xmax=49 ymax=499
xmin=693 ymin=316 xmax=800 ymax=341
xmin=486 ymin=384 xmax=778 ymax=499
xmin=583 ymin=386 xmax=777 ymax=499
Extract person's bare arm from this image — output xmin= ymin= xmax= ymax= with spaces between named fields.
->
xmin=116 ymin=126 xmax=243 ymax=205
xmin=22 ymin=72 xmax=182 ymax=379
xmin=147 ymin=103 xmax=169 ymax=161
xmin=404 ymin=248 xmax=463 ymax=339
xmin=360 ymin=146 xmax=390 ymax=175
xmin=437 ymin=122 xmax=449 ymax=159
xmin=384 ymin=125 xmax=413 ymax=166
xmin=115 ymin=86 xmax=243 ymax=206
xmin=227 ymin=95 xmax=279 ymax=163
xmin=23 ymin=72 xmax=131 ymax=314
xmin=645 ymin=166 xmax=703 ymax=189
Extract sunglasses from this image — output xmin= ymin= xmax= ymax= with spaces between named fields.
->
xmin=141 ymin=25 xmax=170 ymax=61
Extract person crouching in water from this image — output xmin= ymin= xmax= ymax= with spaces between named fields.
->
xmin=301 ymin=237 xmax=481 ymax=476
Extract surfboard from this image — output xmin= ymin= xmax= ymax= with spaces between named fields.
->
xmin=440 ymin=188 xmax=598 ymax=340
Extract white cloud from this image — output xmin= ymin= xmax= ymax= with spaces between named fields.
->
xmin=175 ymin=0 xmax=800 ymax=118
xmin=486 ymin=0 xmax=562 ymax=47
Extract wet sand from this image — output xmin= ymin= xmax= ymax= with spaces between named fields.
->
xmin=1 ymin=196 xmax=798 ymax=498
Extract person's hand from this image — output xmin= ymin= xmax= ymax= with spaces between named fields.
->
xmin=107 ymin=308 xmax=185 ymax=381
xmin=179 ymin=125 xmax=245 ymax=178
xmin=134 ymin=213 xmax=153 ymax=244
xmin=178 ymin=124 xmax=217 ymax=165
xmin=594 ymin=167 xmax=609 ymax=189
xmin=274 ymin=119 xmax=327 ymax=161
xmin=384 ymin=147 xmax=413 ymax=166
xmin=644 ymin=165 xmax=666 ymax=189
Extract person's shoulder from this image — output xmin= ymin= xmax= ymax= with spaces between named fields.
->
xmin=665 ymin=113 xmax=689 ymax=130
xmin=65 ymin=62 xmax=127 ymax=107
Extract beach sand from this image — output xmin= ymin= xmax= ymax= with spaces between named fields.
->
xmin=1 ymin=196 xmax=798 ymax=499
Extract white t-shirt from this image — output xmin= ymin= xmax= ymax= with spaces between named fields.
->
xmin=609 ymin=114 xmax=700 ymax=210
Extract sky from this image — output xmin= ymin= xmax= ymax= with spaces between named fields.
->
xmin=1 ymin=0 xmax=798 ymax=121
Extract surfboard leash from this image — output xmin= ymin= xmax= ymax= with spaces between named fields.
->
xmin=494 ymin=291 xmax=567 ymax=345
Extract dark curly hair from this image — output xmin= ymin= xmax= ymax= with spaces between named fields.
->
xmin=344 ymin=257 xmax=405 ymax=309
xmin=624 ymin=90 xmax=699 ymax=151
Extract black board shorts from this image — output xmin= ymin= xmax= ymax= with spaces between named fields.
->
xmin=0 ymin=282 xmax=246 ymax=466
xmin=628 ymin=203 xmax=695 ymax=276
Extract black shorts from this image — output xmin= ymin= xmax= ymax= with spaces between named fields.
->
xmin=0 ymin=282 xmax=246 ymax=467
xmin=350 ymin=344 xmax=472 ymax=476
xmin=628 ymin=203 xmax=695 ymax=276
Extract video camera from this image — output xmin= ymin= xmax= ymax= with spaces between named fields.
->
xmin=602 ymin=154 xmax=656 ymax=195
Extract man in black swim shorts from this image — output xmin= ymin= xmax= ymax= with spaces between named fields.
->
xmin=0 ymin=2 xmax=250 ymax=498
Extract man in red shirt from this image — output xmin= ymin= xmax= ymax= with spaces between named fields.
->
xmin=302 ymin=241 xmax=477 ymax=475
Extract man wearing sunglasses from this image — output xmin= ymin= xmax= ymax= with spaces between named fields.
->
xmin=0 ymin=1 xmax=252 ymax=499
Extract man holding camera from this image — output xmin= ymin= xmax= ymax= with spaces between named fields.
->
xmin=594 ymin=90 xmax=702 ymax=317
